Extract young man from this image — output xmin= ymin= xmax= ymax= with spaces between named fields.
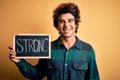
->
xmin=9 ymin=2 xmax=100 ymax=80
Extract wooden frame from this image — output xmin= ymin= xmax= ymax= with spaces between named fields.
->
xmin=13 ymin=34 xmax=51 ymax=58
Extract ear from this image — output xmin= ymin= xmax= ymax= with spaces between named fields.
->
xmin=56 ymin=27 xmax=59 ymax=31
xmin=56 ymin=27 xmax=60 ymax=34
xmin=75 ymin=25 xmax=78 ymax=33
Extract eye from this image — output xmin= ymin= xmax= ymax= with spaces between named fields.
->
xmin=68 ymin=19 xmax=74 ymax=23
xmin=58 ymin=19 xmax=65 ymax=24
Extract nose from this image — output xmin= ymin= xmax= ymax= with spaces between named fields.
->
xmin=64 ymin=21 xmax=69 ymax=27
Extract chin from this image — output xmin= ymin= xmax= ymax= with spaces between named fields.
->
xmin=63 ymin=35 xmax=72 ymax=38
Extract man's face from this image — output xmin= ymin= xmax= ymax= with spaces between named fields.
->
xmin=57 ymin=13 xmax=76 ymax=38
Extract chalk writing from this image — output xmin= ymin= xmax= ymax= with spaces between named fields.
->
xmin=16 ymin=38 xmax=49 ymax=53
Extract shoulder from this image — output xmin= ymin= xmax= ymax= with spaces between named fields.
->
xmin=78 ymin=39 xmax=93 ymax=51
xmin=79 ymin=40 xmax=96 ymax=60
xmin=51 ymin=39 xmax=57 ymax=44
xmin=51 ymin=39 xmax=58 ymax=48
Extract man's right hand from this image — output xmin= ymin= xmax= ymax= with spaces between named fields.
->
xmin=8 ymin=46 xmax=20 ymax=63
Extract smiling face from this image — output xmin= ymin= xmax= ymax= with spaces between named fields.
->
xmin=57 ymin=13 xmax=76 ymax=38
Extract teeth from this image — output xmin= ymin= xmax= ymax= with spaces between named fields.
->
xmin=64 ymin=28 xmax=70 ymax=31
xmin=64 ymin=29 xmax=69 ymax=32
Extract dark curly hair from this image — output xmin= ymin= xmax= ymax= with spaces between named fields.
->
xmin=53 ymin=2 xmax=81 ymax=33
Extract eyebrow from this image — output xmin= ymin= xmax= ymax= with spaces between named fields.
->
xmin=68 ymin=18 xmax=74 ymax=21
xmin=58 ymin=18 xmax=74 ymax=21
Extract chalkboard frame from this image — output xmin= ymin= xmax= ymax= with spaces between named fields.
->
xmin=13 ymin=34 xmax=51 ymax=59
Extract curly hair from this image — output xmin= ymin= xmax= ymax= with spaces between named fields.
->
xmin=53 ymin=2 xmax=81 ymax=33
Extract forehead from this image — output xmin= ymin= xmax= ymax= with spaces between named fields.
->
xmin=58 ymin=13 xmax=74 ymax=20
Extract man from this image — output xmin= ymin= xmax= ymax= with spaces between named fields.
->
xmin=9 ymin=2 xmax=100 ymax=80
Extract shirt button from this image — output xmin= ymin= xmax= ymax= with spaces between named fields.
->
xmin=65 ymin=63 xmax=67 ymax=66
xmin=66 ymin=52 xmax=68 ymax=54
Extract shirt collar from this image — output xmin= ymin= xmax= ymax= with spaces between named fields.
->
xmin=75 ymin=36 xmax=82 ymax=50
xmin=56 ymin=36 xmax=82 ymax=50
xmin=56 ymin=37 xmax=63 ymax=48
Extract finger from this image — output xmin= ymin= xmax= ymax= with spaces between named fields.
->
xmin=10 ymin=50 xmax=16 ymax=53
xmin=9 ymin=51 xmax=16 ymax=56
xmin=9 ymin=53 xmax=14 ymax=58
xmin=9 ymin=52 xmax=14 ymax=56
xmin=9 ymin=55 xmax=16 ymax=59
xmin=9 ymin=52 xmax=16 ymax=58
xmin=8 ymin=46 xmax=13 ymax=50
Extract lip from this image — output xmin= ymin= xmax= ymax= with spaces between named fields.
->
xmin=63 ymin=28 xmax=71 ymax=33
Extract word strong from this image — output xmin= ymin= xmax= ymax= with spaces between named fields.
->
xmin=14 ymin=34 xmax=51 ymax=58
xmin=16 ymin=38 xmax=48 ymax=53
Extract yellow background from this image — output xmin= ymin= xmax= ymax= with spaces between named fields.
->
xmin=0 ymin=0 xmax=120 ymax=80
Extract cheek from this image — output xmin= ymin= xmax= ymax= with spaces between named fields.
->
xmin=57 ymin=24 xmax=63 ymax=29
xmin=56 ymin=27 xmax=61 ymax=32
xmin=58 ymin=23 xmax=64 ymax=27
xmin=71 ymin=24 xmax=76 ymax=29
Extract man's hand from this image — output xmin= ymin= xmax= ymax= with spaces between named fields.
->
xmin=8 ymin=46 xmax=20 ymax=63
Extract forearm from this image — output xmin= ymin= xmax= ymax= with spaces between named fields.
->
xmin=15 ymin=59 xmax=45 ymax=80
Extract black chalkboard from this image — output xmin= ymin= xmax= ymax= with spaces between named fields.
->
xmin=13 ymin=34 xmax=51 ymax=58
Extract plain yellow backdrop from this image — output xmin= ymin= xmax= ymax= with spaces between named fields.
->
xmin=0 ymin=0 xmax=120 ymax=80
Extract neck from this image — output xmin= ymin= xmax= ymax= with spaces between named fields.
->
xmin=60 ymin=36 xmax=76 ymax=49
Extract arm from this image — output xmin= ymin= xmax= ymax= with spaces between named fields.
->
xmin=85 ymin=47 xmax=100 ymax=80
xmin=8 ymin=46 xmax=47 ymax=80
xmin=16 ymin=59 xmax=47 ymax=80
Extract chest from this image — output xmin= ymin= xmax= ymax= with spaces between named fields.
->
xmin=47 ymin=49 xmax=89 ymax=70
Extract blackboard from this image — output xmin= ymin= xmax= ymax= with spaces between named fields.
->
xmin=13 ymin=34 xmax=51 ymax=58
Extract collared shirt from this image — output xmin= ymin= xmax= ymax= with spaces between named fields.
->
xmin=16 ymin=36 xmax=100 ymax=80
